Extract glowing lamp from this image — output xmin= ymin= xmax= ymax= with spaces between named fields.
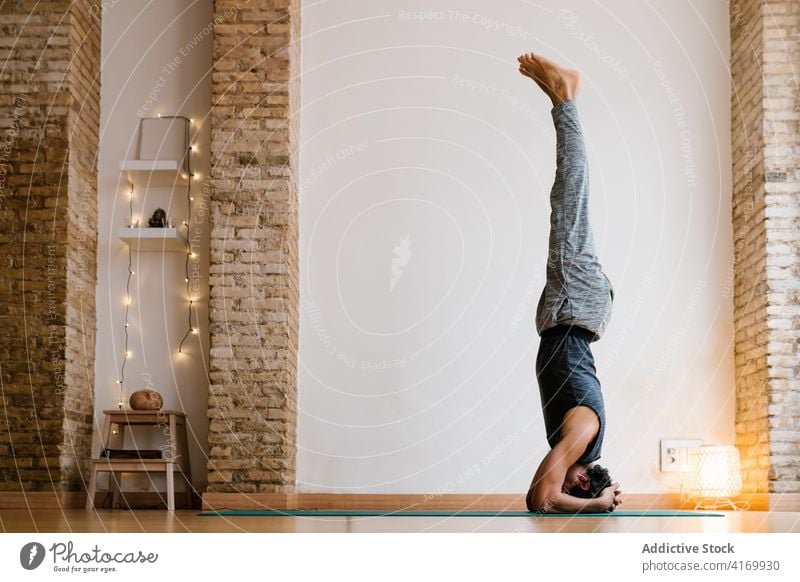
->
xmin=689 ymin=445 xmax=744 ymax=510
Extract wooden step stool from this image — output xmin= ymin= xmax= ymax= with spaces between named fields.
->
xmin=85 ymin=409 xmax=192 ymax=512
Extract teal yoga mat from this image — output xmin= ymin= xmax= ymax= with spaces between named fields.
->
xmin=197 ymin=509 xmax=724 ymax=518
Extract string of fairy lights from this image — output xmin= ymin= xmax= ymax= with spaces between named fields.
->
xmin=116 ymin=182 xmax=135 ymax=408
xmin=116 ymin=114 xmax=197 ymax=409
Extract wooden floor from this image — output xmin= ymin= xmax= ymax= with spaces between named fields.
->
xmin=2 ymin=509 xmax=800 ymax=533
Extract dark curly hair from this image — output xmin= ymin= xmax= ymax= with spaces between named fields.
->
xmin=568 ymin=463 xmax=612 ymax=498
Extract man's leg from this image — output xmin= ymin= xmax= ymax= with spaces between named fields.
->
xmin=547 ymin=99 xmax=612 ymax=333
xmin=549 ymin=99 xmax=598 ymax=267
xmin=520 ymin=53 xmax=613 ymax=339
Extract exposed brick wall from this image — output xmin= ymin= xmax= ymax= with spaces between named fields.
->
xmin=63 ymin=0 xmax=101 ymax=492
xmin=760 ymin=0 xmax=800 ymax=493
xmin=731 ymin=0 xmax=769 ymax=494
xmin=207 ymin=0 xmax=301 ymax=493
xmin=731 ymin=0 xmax=800 ymax=493
xmin=0 ymin=0 xmax=100 ymax=492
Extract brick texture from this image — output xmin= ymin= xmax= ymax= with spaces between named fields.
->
xmin=206 ymin=0 xmax=301 ymax=493
xmin=0 ymin=0 xmax=100 ymax=492
xmin=731 ymin=0 xmax=800 ymax=493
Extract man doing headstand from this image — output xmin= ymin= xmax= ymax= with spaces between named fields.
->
xmin=517 ymin=52 xmax=622 ymax=514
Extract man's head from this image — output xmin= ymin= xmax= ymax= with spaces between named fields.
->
xmin=562 ymin=462 xmax=612 ymax=498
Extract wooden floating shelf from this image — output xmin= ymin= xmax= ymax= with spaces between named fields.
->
xmin=118 ymin=227 xmax=188 ymax=252
xmin=119 ymin=159 xmax=189 ymax=184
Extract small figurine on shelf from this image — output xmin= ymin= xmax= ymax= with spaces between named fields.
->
xmin=148 ymin=208 xmax=168 ymax=228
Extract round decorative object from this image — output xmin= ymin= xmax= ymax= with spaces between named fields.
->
xmin=129 ymin=389 xmax=163 ymax=411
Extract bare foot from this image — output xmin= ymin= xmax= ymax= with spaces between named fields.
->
xmin=517 ymin=52 xmax=581 ymax=106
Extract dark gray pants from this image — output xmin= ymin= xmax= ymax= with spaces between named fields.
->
xmin=535 ymin=99 xmax=614 ymax=342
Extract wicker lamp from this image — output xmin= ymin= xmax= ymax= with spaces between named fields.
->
xmin=688 ymin=444 xmax=746 ymax=511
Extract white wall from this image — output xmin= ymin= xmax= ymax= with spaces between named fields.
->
xmin=94 ymin=0 xmax=211 ymax=495
xmin=298 ymin=0 xmax=733 ymax=494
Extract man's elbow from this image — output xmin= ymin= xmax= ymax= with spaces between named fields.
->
xmin=526 ymin=486 xmax=560 ymax=514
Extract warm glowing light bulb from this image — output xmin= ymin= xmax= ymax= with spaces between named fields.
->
xmin=124 ymin=296 xmax=131 ymax=305
xmin=126 ymin=351 xmax=132 ymax=357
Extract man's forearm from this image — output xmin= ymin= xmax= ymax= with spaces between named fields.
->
xmin=534 ymin=491 xmax=609 ymax=514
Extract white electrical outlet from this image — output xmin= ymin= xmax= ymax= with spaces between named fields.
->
xmin=659 ymin=439 xmax=704 ymax=472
